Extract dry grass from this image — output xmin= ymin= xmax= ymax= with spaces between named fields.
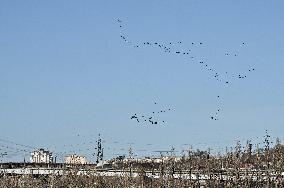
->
xmin=1 ymin=135 xmax=284 ymax=187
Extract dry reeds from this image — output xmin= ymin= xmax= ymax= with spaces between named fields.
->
xmin=1 ymin=134 xmax=284 ymax=187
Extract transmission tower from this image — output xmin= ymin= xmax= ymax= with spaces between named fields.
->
xmin=95 ymin=134 xmax=104 ymax=164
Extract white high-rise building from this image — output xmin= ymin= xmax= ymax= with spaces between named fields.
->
xmin=30 ymin=148 xmax=53 ymax=163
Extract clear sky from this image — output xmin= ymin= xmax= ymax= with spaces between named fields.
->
xmin=1 ymin=0 xmax=284 ymax=162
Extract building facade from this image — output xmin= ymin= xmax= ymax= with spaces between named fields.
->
xmin=30 ymin=148 xmax=53 ymax=163
xmin=65 ymin=154 xmax=87 ymax=164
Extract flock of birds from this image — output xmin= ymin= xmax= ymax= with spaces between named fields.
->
xmin=130 ymin=102 xmax=173 ymax=125
xmin=117 ymin=19 xmax=256 ymax=124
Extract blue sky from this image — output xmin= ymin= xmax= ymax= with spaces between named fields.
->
xmin=1 ymin=1 xmax=284 ymax=162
